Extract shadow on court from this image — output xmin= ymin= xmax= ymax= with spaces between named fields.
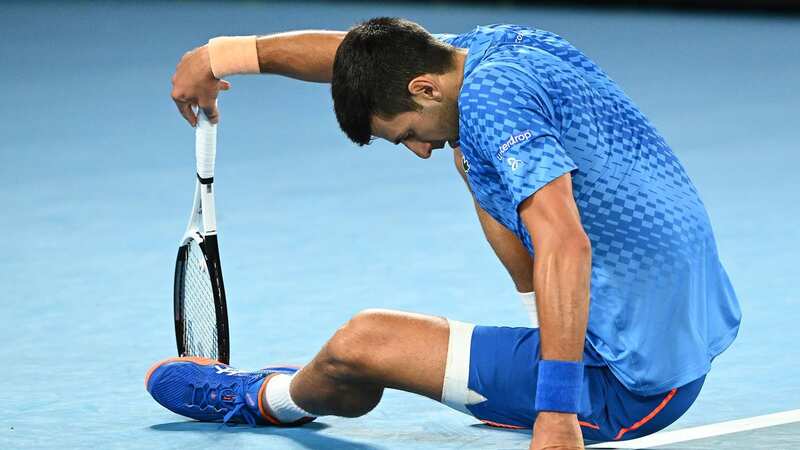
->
xmin=150 ymin=421 xmax=381 ymax=450
xmin=469 ymin=422 xmax=532 ymax=435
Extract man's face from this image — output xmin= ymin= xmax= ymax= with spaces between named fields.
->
xmin=370 ymin=77 xmax=460 ymax=159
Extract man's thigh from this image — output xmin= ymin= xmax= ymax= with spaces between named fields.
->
xmin=440 ymin=321 xmax=705 ymax=442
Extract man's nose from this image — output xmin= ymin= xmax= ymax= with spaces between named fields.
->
xmin=405 ymin=141 xmax=432 ymax=158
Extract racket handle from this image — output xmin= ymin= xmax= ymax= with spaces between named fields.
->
xmin=195 ymin=110 xmax=217 ymax=183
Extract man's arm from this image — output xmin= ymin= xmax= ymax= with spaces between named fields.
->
xmin=171 ymin=31 xmax=344 ymax=125
xmin=256 ymin=31 xmax=344 ymax=82
xmin=518 ymin=172 xmax=590 ymax=450
xmin=452 ymin=148 xmax=534 ymax=293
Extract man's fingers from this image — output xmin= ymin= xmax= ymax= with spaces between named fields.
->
xmin=175 ymin=100 xmax=197 ymax=127
xmin=199 ymin=100 xmax=220 ymax=124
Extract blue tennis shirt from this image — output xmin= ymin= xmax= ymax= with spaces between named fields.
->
xmin=435 ymin=25 xmax=741 ymax=395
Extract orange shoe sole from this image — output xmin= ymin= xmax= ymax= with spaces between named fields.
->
xmin=144 ymin=356 xmax=220 ymax=390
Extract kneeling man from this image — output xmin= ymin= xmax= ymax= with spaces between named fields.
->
xmin=158 ymin=18 xmax=742 ymax=450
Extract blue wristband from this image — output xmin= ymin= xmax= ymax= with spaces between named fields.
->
xmin=535 ymin=360 xmax=584 ymax=413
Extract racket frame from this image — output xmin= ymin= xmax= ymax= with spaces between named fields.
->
xmin=173 ymin=112 xmax=230 ymax=364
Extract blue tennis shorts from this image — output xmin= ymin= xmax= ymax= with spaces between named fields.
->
xmin=440 ymin=320 xmax=705 ymax=442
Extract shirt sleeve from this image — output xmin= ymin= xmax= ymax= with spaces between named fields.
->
xmin=460 ymin=60 xmax=577 ymax=209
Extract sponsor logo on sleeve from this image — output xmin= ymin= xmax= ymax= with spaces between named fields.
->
xmin=497 ymin=130 xmax=533 ymax=161
xmin=507 ymin=157 xmax=524 ymax=171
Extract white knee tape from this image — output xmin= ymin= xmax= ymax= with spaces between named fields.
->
xmin=441 ymin=319 xmax=487 ymax=415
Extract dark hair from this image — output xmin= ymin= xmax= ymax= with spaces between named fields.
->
xmin=331 ymin=17 xmax=456 ymax=146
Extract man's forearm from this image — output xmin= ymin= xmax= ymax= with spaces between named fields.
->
xmin=474 ymin=201 xmax=534 ymax=292
xmin=256 ymin=31 xmax=345 ymax=82
xmin=453 ymin=148 xmax=534 ymax=292
xmin=534 ymin=238 xmax=591 ymax=360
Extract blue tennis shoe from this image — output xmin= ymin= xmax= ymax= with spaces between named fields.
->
xmin=146 ymin=357 xmax=314 ymax=426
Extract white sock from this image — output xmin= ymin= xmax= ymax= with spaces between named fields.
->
xmin=263 ymin=374 xmax=315 ymax=423
xmin=519 ymin=291 xmax=539 ymax=328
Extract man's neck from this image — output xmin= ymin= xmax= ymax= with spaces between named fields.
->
xmin=442 ymin=49 xmax=468 ymax=102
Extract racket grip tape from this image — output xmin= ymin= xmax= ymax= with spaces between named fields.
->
xmin=195 ymin=110 xmax=217 ymax=183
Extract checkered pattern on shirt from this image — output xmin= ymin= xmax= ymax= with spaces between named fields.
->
xmin=449 ymin=25 xmax=711 ymax=288
xmin=434 ymin=24 xmax=740 ymax=396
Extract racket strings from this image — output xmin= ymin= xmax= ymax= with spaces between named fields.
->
xmin=182 ymin=240 xmax=219 ymax=360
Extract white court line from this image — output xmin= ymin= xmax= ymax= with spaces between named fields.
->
xmin=586 ymin=409 xmax=800 ymax=449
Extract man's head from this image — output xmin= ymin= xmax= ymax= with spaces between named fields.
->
xmin=331 ymin=17 xmax=463 ymax=158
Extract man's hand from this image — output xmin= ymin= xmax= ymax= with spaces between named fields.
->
xmin=530 ymin=412 xmax=584 ymax=450
xmin=171 ymin=45 xmax=230 ymax=126
xmin=170 ymin=31 xmax=345 ymax=126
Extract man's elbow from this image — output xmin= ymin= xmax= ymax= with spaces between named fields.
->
xmin=564 ymin=231 xmax=591 ymax=257
xmin=540 ymin=229 xmax=591 ymax=261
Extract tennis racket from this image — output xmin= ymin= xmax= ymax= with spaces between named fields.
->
xmin=173 ymin=110 xmax=230 ymax=364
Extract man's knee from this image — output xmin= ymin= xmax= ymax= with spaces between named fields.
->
xmin=321 ymin=309 xmax=393 ymax=381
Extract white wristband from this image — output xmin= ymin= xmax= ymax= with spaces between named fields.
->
xmin=519 ymin=291 xmax=539 ymax=328
xmin=208 ymin=36 xmax=260 ymax=78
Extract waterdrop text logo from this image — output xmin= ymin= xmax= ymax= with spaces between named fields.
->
xmin=497 ymin=130 xmax=533 ymax=161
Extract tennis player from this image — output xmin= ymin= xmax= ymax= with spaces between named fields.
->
xmin=156 ymin=19 xmax=741 ymax=450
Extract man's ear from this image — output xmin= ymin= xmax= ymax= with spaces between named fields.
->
xmin=408 ymin=75 xmax=442 ymax=101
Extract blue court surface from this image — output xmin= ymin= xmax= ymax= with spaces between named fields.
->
xmin=2 ymin=1 xmax=799 ymax=449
